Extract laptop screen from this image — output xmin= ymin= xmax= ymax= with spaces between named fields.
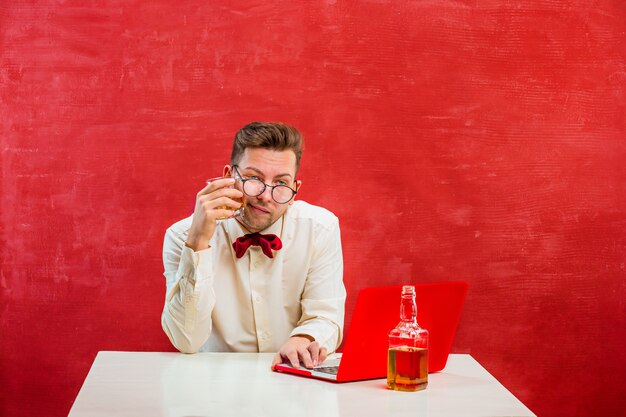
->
xmin=336 ymin=281 xmax=468 ymax=381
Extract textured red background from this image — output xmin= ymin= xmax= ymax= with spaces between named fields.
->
xmin=1 ymin=1 xmax=625 ymax=416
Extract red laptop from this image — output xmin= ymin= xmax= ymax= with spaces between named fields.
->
xmin=274 ymin=281 xmax=468 ymax=382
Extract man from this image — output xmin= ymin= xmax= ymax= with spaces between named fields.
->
xmin=161 ymin=122 xmax=346 ymax=369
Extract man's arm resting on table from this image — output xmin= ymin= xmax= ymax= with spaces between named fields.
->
xmin=161 ymin=227 xmax=216 ymax=354
xmin=272 ymin=217 xmax=346 ymax=370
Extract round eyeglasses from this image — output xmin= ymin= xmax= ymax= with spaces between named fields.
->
xmin=233 ymin=166 xmax=297 ymax=204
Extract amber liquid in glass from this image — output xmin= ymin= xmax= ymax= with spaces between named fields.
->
xmin=387 ymin=346 xmax=428 ymax=392
xmin=217 ymin=197 xmax=243 ymax=215
xmin=216 ymin=178 xmax=244 ymax=219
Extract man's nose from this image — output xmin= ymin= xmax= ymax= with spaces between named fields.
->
xmin=256 ymin=185 xmax=272 ymax=202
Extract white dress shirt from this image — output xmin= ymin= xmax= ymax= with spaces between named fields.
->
xmin=161 ymin=200 xmax=346 ymax=354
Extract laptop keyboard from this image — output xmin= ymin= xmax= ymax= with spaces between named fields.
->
xmin=314 ymin=366 xmax=339 ymax=375
xmin=313 ymin=354 xmax=341 ymax=375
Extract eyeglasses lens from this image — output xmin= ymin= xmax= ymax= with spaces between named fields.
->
xmin=242 ymin=179 xmax=294 ymax=204
xmin=273 ymin=187 xmax=293 ymax=204
xmin=243 ymin=179 xmax=264 ymax=196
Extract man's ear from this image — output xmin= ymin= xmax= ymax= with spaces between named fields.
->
xmin=223 ymin=165 xmax=233 ymax=177
xmin=290 ymin=180 xmax=302 ymax=205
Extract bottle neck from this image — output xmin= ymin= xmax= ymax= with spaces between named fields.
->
xmin=400 ymin=295 xmax=417 ymax=322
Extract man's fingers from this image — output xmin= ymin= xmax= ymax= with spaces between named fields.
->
xmin=273 ymin=336 xmax=322 ymax=371
xmin=198 ymin=188 xmax=243 ymax=204
xmin=319 ymin=347 xmax=328 ymax=364
xmin=198 ymin=177 xmax=235 ymax=196
xmin=287 ymin=351 xmax=301 ymax=368
xmin=271 ymin=353 xmax=282 ymax=371
xmin=203 ymin=196 xmax=242 ymax=211
xmin=299 ymin=346 xmax=314 ymax=369
xmin=308 ymin=342 xmax=321 ymax=366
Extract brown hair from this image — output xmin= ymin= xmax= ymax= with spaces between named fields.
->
xmin=230 ymin=122 xmax=304 ymax=173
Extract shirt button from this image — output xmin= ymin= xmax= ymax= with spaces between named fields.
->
xmin=255 ymin=296 xmax=262 ymax=303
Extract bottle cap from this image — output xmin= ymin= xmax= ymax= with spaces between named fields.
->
xmin=401 ymin=285 xmax=415 ymax=295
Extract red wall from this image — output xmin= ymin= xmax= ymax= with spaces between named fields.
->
xmin=1 ymin=1 xmax=625 ymax=416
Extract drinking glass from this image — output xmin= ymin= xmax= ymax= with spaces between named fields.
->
xmin=206 ymin=176 xmax=244 ymax=220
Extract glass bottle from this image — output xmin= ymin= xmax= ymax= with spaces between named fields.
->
xmin=387 ymin=285 xmax=429 ymax=391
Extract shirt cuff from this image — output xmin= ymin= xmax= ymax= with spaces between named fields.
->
xmin=290 ymin=323 xmax=339 ymax=353
xmin=177 ymin=245 xmax=213 ymax=284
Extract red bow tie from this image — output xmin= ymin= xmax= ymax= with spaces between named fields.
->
xmin=233 ymin=233 xmax=283 ymax=259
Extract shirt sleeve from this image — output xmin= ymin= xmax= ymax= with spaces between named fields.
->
xmin=161 ymin=225 xmax=216 ymax=353
xmin=290 ymin=217 xmax=346 ymax=353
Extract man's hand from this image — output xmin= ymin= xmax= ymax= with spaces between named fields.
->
xmin=271 ymin=335 xmax=327 ymax=370
xmin=186 ymin=177 xmax=243 ymax=251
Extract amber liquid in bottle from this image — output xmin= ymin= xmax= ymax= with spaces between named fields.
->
xmin=387 ymin=346 xmax=428 ymax=391
xmin=387 ymin=286 xmax=429 ymax=392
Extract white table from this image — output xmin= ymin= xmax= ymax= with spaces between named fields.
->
xmin=69 ymin=352 xmax=535 ymax=417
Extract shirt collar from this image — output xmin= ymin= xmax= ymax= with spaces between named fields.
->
xmin=222 ymin=209 xmax=287 ymax=242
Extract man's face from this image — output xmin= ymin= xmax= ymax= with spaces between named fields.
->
xmin=226 ymin=148 xmax=300 ymax=233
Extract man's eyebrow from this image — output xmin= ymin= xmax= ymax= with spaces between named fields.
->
xmin=242 ymin=166 xmax=293 ymax=179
